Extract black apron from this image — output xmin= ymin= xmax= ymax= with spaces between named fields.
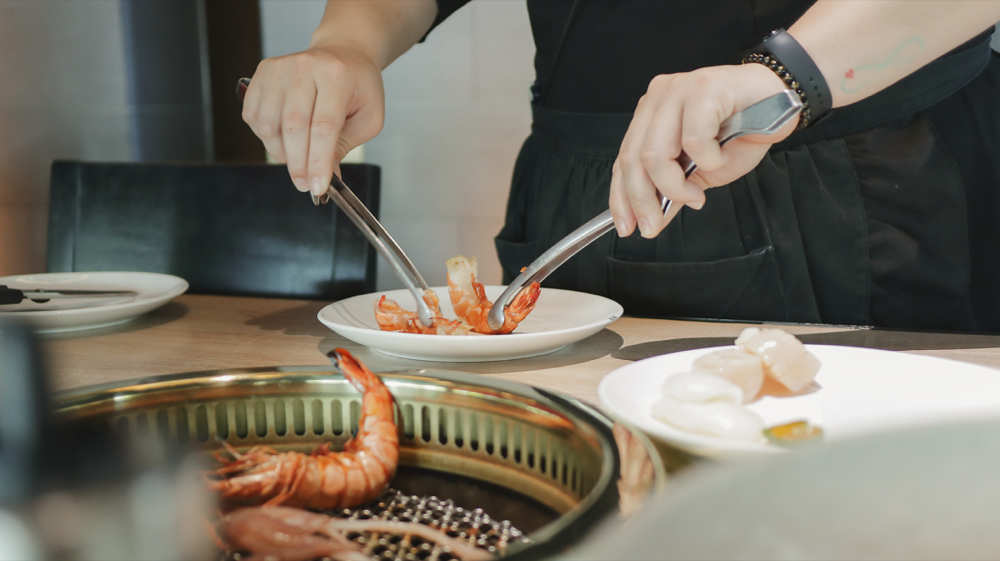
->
xmin=495 ymin=32 xmax=999 ymax=332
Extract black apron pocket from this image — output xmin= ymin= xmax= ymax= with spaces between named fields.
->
xmin=608 ymin=246 xmax=789 ymax=322
xmin=495 ymin=236 xmax=540 ymax=284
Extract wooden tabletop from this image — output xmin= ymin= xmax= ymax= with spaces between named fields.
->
xmin=44 ymin=294 xmax=1000 ymax=406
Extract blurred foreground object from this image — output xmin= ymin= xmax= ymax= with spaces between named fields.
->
xmin=572 ymin=418 xmax=1000 ymax=560
xmin=0 ymin=320 xmax=212 ymax=560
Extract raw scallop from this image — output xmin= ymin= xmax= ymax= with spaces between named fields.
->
xmin=735 ymin=327 xmax=821 ymax=392
xmin=651 ymin=396 xmax=765 ymax=443
xmin=652 ymin=372 xmax=766 ymax=443
xmin=661 ymin=371 xmax=745 ymax=403
xmin=691 ymin=348 xmax=765 ymax=402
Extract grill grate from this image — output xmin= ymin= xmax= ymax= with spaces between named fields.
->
xmin=223 ymin=487 xmax=531 ymax=561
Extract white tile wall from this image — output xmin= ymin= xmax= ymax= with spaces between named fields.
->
xmin=0 ymin=204 xmax=48 ymax=277
xmin=0 ymin=0 xmax=131 ymax=275
xmin=259 ymin=0 xmax=536 ymax=290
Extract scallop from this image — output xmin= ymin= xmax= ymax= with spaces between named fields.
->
xmin=691 ymin=348 xmax=765 ymax=402
xmin=660 ymin=371 xmax=745 ymax=404
xmin=735 ymin=327 xmax=821 ymax=392
xmin=651 ymin=395 xmax=766 ymax=443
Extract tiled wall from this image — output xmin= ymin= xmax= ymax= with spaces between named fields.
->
xmin=0 ymin=1 xmax=133 ymax=276
xmin=260 ymin=0 xmax=536 ymax=290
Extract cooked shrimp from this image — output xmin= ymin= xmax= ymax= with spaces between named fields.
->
xmin=216 ymin=507 xmax=365 ymax=561
xmin=217 ymin=506 xmax=493 ymax=561
xmin=209 ymin=349 xmax=399 ymax=509
xmin=446 ymin=255 xmax=540 ymax=334
xmin=374 ymin=289 xmax=472 ymax=335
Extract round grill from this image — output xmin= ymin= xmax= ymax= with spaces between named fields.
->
xmin=55 ymin=366 xmax=665 ymax=559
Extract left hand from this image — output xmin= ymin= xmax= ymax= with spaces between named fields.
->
xmin=610 ymin=63 xmax=797 ymax=238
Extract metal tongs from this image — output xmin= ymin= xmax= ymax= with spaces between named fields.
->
xmin=0 ymin=285 xmax=138 ymax=305
xmin=486 ymin=90 xmax=803 ymax=330
xmin=237 ymin=77 xmax=435 ymax=326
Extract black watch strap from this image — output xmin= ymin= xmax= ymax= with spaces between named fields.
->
xmin=747 ymin=29 xmax=833 ymax=127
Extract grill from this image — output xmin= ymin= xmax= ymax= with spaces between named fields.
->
xmin=53 ymin=366 xmax=664 ymax=560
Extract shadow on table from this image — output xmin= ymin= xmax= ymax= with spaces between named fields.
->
xmin=613 ymin=328 xmax=1000 ymax=362
xmin=317 ymin=328 xmax=625 ymax=375
xmin=796 ymin=329 xmax=1000 ymax=351
xmin=244 ymin=301 xmax=332 ymax=337
xmin=41 ymin=301 xmax=190 ymax=340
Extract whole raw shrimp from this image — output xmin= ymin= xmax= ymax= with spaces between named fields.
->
xmin=374 ymin=289 xmax=472 ymax=335
xmin=209 ymin=349 xmax=398 ymax=508
xmin=446 ymin=256 xmax=540 ymax=334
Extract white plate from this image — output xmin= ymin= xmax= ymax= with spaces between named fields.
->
xmin=599 ymin=345 xmax=1000 ymax=458
xmin=318 ymin=286 xmax=622 ymax=362
xmin=0 ymin=272 xmax=188 ymax=333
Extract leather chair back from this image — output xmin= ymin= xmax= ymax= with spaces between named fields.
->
xmin=46 ymin=161 xmax=380 ymax=300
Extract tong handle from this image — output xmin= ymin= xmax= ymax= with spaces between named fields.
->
xmin=324 ymin=176 xmax=435 ymax=326
xmin=486 ymin=90 xmax=803 ymax=330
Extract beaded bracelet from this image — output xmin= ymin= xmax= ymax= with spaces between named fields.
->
xmin=742 ymin=29 xmax=833 ymax=130
xmin=742 ymin=53 xmax=813 ymax=129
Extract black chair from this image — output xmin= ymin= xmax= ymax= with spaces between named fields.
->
xmin=46 ymin=161 xmax=380 ymax=300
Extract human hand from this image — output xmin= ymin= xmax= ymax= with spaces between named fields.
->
xmin=241 ymin=45 xmax=385 ymax=196
xmin=609 ymin=63 xmax=796 ymax=238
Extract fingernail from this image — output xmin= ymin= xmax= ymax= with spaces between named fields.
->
xmin=638 ymin=219 xmax=651 ymax=238
xmin=615 ymin=221 xmax=628 ymax=237
xmin=293 ymin=178 xmax=308 ymax=192
xmin=688 ymin=200 xmax=704 ymax=210
xmin=309 ymin=177 xmax=325 ymax=195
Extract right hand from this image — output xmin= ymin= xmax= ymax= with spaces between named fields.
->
xmin=241 ymin=45 xmax=385 ymax=195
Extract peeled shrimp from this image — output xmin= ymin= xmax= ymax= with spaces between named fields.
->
xmin=735 ymin=327 xmax=821 ymax=392
xmin=446 ymin=255 xmax=540 ymax=334
xmin=691 ymin=348 xmax=765 ymax=402
xmin=374 ymin=289 xmax=472 ymax=335
xmin=216 ymin=506 xmax=493 ymax=561
xmin=209 ymin=349 xmax=398 ymax=508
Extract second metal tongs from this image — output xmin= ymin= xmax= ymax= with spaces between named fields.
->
xmin=486 ymin=90 xmax=803 ymax=330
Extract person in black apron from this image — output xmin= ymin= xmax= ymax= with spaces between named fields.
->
xmin=241 ymin=0 xmax=1000 ymax=332
xmin=466 ymin=0 xmax=1000 ymax=332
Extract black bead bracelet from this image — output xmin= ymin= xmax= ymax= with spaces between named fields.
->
xmin=742 ymin=53 xmax=814 ymax=129
xmin=742 ymin=29 xmax=833 ymax=130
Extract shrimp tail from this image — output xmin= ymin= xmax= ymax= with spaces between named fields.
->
xmin=505 ymin=282 xmax=541 ymax=324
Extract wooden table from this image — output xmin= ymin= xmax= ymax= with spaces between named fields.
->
xmin=45 ymin=294 xmax=1000 ymax=406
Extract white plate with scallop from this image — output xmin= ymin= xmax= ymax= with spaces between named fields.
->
xmin=318 ymin=286 xmax=622 ymax=362
xmin=0 ymin=272 xmax=188 ymax=333
xmin=599 ymin=345 xmax=1000 ymax=459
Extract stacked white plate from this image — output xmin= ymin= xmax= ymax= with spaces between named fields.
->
xmin=0 ymin=272 xmax=188 ymax=333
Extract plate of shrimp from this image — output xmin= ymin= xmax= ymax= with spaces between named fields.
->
xmin=317 ymin=256 xmax=623 ymax=362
